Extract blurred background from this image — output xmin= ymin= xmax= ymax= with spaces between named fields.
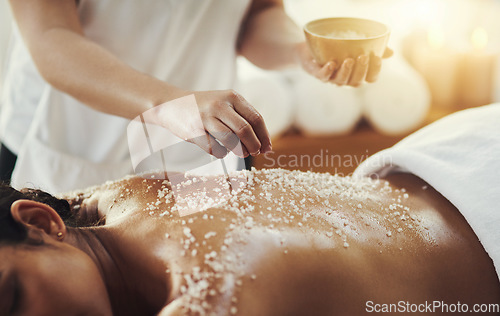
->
xmin=0 ymin=1 xmax=12 ymax=83
xmin=1 ymin=0 xmax=499 ymax=175
xmin=238 ymin=0 xmax=500 ymax=174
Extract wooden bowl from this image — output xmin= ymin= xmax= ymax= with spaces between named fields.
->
xmin=304 ymin=17 xmax=390 ymax=66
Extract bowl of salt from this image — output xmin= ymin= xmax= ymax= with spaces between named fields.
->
xmin=304 ymin=17 xmax=390 ymax=67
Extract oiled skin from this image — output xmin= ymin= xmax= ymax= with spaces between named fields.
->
xmin=64 ymin=170 xmax=500 ymax=315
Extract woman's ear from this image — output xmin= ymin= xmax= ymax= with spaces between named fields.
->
xmin=10 ymin=199 xmax=67 ymax=240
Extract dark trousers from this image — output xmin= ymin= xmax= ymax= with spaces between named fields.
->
xmin=0 ymin=143 xmax=17 ymax=184
xmin=244 ymin=156 xmax=253 ymax=170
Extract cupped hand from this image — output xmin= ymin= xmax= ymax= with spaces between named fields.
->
xmin=156 ymin=90 xmax=272 ymax=159
xmin=296 ymin=42 xmax=393 ymax=87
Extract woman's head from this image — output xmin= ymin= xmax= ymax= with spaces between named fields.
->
xmin=0 ymin=184 xmax=113 ymax=315
xmin=0 ymin=184 xmax=74 ymax=244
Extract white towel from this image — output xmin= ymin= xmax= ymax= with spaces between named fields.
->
xmin=292 ymin=72 xmax=362 ymax=136
xmin=361 ymin=55 xmax=430 ymax=135
xmin=355 ymin=104 xmax=500 ymax=280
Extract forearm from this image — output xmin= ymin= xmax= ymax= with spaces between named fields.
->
xmin=9 ymin=0 xmax=272 ymax=158
xmin=30 ymin=28 xmax=186 ymax=119
xmin=239 ymin=5 xmax=304 ymax=70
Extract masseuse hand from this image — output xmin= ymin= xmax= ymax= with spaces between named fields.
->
xmin=295 ymin=42 xmax=393 ymax=87
xmin=157 ymin=90 xmax=272 ymax=159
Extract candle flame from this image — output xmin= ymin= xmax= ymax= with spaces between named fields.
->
xmin=471 ymin=27 xmax=488 ymax=50
xmin=427 ymin=25 xmax=445 ymax=50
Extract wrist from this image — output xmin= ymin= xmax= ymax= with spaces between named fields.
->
xmin=143 ymin=88 xmax=195 ymax=129
xmin=293 ymin=41 xmax=312 ymax=68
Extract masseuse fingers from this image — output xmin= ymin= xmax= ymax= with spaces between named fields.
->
xmin=317 ymin=61 xmax=337 ymax=82
xmin=331 ymin=58 xmax=355 ymax=86
xmin=204 ymin=117 xmax=247 ymax=158
xmin=229 ymin=92 xmax=272 ymax=155
xmin=219 ymin=109 xmax=261 ymax=156
xmin=188 ymin=128 xmax=227 ymax=159
xmin=299 ymin=54 xmax=321 ymax=76
xmin=216 ymin=105 xmax=261 ymax=157
xmin=348 ymin=55 xmax=369 ymax=87
xmin=366 ymin=53 xmax=383 ymax=83
xmin=383 ymin=47 xmax=394 ymax=59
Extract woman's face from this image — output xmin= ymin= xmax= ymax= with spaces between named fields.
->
xmin=0 ymin=239 xmax=112 ymax=316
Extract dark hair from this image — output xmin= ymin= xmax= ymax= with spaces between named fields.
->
xmin=0 ymin=183 xmax=74 ymax=244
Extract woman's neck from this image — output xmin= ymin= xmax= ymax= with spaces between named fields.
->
xmin=65 ymin=226 xmax=169 ymax=316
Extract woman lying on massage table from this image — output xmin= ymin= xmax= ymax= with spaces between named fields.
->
xmin=1 ymin=105 xmax=500 ymax=316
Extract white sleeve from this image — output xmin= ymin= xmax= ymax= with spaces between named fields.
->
xmin=354 ymin=103 xmax=500 ymax=279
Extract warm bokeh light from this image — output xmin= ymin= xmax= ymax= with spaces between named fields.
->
xmin=427 ymin=25 xmax=446 ymax=50
xmin=471 ymin=27 xmax=489 ymax=50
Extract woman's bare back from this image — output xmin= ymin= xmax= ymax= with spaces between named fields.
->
xmin=64 ymin=169 xmax=500 ymax=315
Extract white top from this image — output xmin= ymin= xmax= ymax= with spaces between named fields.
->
xmin=1 ymin=0 xmax=250 ymax=193
xmin=354 ymin=103 xmax=500 ymax=280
